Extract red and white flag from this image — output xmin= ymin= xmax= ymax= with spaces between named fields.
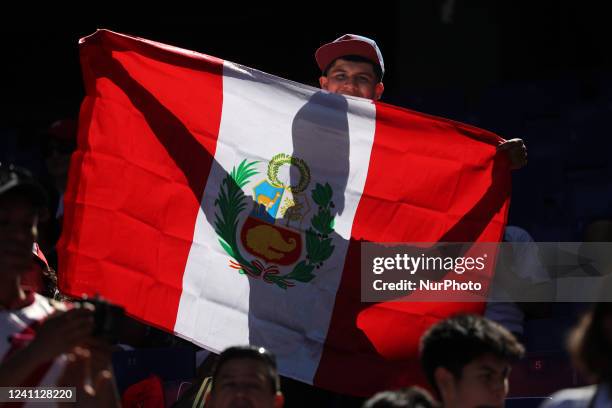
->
xmin=59 ymin=30 xmax=510 ymax=396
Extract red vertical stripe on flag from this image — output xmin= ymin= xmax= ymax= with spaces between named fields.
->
xmin=314 ymin=103 xmax=510 ymax=395
xmin=58 ymin=30 xmax=224 ymax=331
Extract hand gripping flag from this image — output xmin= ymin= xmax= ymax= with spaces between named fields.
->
xmin=59 ymin=30 xmax=511 ymax=396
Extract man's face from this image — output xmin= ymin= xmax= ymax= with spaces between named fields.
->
xmin=319 ymin=58 xmax=384 ymax=101
xmin=0 ymin=192 xmax=38 ymax=278
xmin=439 ymin=353 xmax=510 ymax=408
xmin=208 ymin=358 xmax=283 ymax=408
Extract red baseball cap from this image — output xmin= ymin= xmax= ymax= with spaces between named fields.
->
xmin=315 ymin=34 xmax=385 ymax=78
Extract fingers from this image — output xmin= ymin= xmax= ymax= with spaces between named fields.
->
xmin=497 ymin=138 xmax=522 ymax=149
xmin=58 ymin=347 xmax=120 ymax=408
xmin=497 ymin=138 xmax=527 ymax=170
xmin=57 ymin=348 xmax=98 ymax=408
xmin=86 ymin=342 xmax=114 ymax=377
xmin=93 ymin=370 xmax=122 ymax=408
xmin=57 ymin=347 xmax=90 ymax=389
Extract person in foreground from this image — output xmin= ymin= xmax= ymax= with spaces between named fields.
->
xmin=206 ymin=345 xmax=285 ymax=408
xmin=419 ymin=314 xmax=525 ymax=408
xmin=541 ymin=302 xmax=612 ymax=408
xmin=0 ymin=162 xmax=120 ymax=407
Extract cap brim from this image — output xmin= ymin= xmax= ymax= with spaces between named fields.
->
xmin=315 ymin=40 xmax=381 ymax=72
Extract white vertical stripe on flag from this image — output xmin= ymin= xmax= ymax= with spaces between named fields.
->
xmin=175 ymin=62 xmax=377 ymax=383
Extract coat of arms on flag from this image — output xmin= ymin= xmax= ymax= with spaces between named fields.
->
xmin=215 ymin=155 xmax=336 ymax=289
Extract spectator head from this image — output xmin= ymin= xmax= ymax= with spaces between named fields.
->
xmin=0 ymin=163 xmax=47 ymax=279
xmin=207 ymin=345 xmax=284 ymax=408
xmin=419 ymin=314 xmax=525 ymax=408
xmin=42 ymin=119 xmax=77 ymax=190
xmin=316 ymin=34 xmax=385 ymax=100
xmin=362 ymin=386 xmax=439 ymax=408
xmin=568 ymin=301 xmax=612 ymax=383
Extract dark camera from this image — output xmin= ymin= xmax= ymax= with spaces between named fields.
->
xmin=75 ymin=296 xmax=125 ymax=343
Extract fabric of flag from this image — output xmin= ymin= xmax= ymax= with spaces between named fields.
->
xmin=59 ymin=29 xmax=511 ymax=396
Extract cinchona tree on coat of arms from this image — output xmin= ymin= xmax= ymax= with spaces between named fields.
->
xmin=214 ymin=153 xmax=336 ymax=289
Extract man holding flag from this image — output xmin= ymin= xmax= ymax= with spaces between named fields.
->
xmin=315 ymin=34 xmax=527 ymax=169
xmin=60 ymin=29 xmax=517 ymax=397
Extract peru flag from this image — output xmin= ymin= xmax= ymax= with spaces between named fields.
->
xmin=59 ymin=30 xmax=510 ymax=396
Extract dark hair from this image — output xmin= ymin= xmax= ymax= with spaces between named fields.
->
xmin=322 ymin=55 xmax=383 ymax=82
xmin=362 ymin=386 xmax=439 ymax=408
xmin=568 ymin=302 xmax=612 ymax=382
xmin=419 ymin=314 xmax=525 ymax=397
xmin=211 ymin=345 xmax=280 ymax=393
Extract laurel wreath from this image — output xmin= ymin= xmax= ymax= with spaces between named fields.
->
xmin=214 ymin=159 xmax=335 ymax=289
xmin=267 ymin=153 xmax=311 ymax=193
